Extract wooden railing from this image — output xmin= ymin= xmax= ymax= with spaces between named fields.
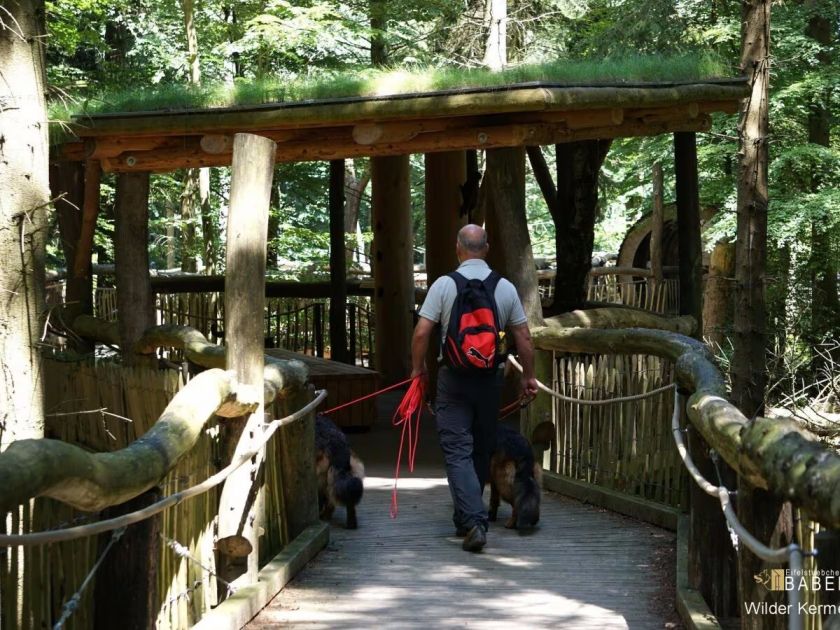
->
xmin=95 ymin=289 xmax=375 ymax=367
xmin=537 ymin=268 xmax=680 ymax=315
xmin=532 ymin=314 xmax=840 ymax=629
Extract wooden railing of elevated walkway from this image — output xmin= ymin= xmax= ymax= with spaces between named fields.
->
xmin=528 ymin=309 xmax=840 ymax=629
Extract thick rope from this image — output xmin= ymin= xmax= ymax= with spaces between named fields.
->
xmin=0 ymin=389 xmax=327 ymax=547
xmin=507 ymin=355 xmax=675 ymax=405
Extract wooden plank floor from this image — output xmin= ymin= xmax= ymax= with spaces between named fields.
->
xmin=250 ymin=396 xmax=676 ymax=629
xmin=250 ymin=482 xmax=675 ymax=628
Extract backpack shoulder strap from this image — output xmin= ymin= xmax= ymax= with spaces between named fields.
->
xmin=482 ymin=271 xmax=502 ymax=294
xmin=447 ymin=271 xmax=469 ymax=293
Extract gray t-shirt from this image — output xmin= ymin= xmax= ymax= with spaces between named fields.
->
xmin=418 ymin=258 xmax=528 ymax=344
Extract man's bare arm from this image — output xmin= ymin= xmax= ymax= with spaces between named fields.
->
xmin=509 ymin=323 xmax=539 ymax=397
xmin=410 ymin=317 xmax=437 ymax=378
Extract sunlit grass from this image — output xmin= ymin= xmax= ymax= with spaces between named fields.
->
xmin=53 ymin=52 xmax=733 ymax=120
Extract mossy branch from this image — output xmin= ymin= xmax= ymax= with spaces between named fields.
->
xmin=0 ymin=320 xmax=310 ymax=513
xmin=532 ymin=325 xmax=840 ymax=528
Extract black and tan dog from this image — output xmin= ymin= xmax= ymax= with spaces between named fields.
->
xmin=315 ymin=414 xmax=365 ymax=529
xmin=488 ymin=421 xmax=553 ymax=530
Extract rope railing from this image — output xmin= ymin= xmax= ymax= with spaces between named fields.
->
xmin=509 ymin=350 xmax=808 ymax=630
xmin=0 ymin=389 xmax=327 ymax=547
xmin=508 ymin=354 xmax=676 ymax=405
xmin=671 ymin=389 xmax=805 ymax=630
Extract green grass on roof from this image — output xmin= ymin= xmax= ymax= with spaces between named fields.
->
xmin=54 ymin=53 xmax=733 ymax=122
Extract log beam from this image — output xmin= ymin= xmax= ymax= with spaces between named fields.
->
xmin=424 ymin=151 xmax=467 ymax=395
xmin=113 ymin=172 xmax=155 ymax=366
xmin=97 ymin=116 xmax=712 ymax=173
xmin=217 ymin=133 xmax=277 ymax=586
xmin=674 ymin=132 xmax=704 ymax=338
xmin=329 ymin=160 xmax=349 ymax=363
xmin=371 ymin=155 xmax=414 ymax=383
xmin=72 ymin=159 xmax=101 ymax=279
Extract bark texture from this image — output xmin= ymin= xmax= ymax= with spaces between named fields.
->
xmin=0 ymin=0 xmax=49 ymax=449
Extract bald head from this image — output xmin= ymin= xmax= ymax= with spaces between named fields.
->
xmin=456 ymin=224 xmax=489 ymax=260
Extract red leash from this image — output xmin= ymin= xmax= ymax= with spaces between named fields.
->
xmin=321 ymin=376 xmax=415 ymax=416
xmin=390 ymin=375 xmax=426 ymax=518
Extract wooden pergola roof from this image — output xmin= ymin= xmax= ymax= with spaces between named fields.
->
xmin=60 ymin=79 xmax=748 ymax=173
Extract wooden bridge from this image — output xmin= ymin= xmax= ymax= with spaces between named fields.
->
xmin=249 ymin=413 xmax=677 ymax=629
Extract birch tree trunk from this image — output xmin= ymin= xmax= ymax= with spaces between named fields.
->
xmin=483 ymin=0 xmax=507 ymax=71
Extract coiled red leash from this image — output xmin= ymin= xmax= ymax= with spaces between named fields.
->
xmin=389 ymin=374 xmax=426 ymax=518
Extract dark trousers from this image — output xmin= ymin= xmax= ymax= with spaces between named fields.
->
xmin=435 ymin=366 xmax=502 ymax=532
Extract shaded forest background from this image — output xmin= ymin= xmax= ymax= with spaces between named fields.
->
xmin=46 ymin=0 xmax=839 ymax=413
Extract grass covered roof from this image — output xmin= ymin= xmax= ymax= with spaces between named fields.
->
xmin=60 ymin=53 xmax=735 ymax=119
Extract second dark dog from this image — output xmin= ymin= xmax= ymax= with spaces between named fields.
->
xmin=315 ymin=414 xmax=365 ymax=529
xmin=488 ymin=423 xmax=550 ymax=530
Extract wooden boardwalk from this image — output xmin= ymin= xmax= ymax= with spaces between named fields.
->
xmin=249 ymin=456 xmax=676 ymax=628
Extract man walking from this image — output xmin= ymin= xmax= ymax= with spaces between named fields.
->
xmin=410 ymin=224 xmax=538 ymax=552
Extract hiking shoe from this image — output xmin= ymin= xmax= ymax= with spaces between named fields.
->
xmin=462 ymin=525 xmax=486 ymax=552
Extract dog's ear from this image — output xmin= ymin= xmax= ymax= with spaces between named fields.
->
xmin=530 ymin=421 xmax=555 ymax=450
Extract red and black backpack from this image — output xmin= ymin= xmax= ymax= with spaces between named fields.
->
xmin=443 ymin=271 xmax=503 ymax=372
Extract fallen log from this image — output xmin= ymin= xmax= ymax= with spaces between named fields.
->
xmin=532 ymin=325 xmax=840 ymax=528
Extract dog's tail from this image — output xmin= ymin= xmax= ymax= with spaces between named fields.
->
xmin=333 ymin=452 xmax=365 ymax=508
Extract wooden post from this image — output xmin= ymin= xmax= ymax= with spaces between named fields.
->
xmin=424 ymin=151 xmax=467 ymax=395
xmin=73 ymin=159 xmax=101 ymax=280
xmin=673 ymin=132 xmax=704 ymax=338
xmin=650 ymin=163 xmax=664 ymax=284
xmin=371 ymin=154 xmax=413 ymax=384
xmin=217 ymin=133 xmax=276 ymax=587
xmin=277 ymin=385 xmax=319 ymax=539
xmin=686 ymin=411 xmax=739 ymax=619
xmin=329 ymin=159 xmax=349 ymax=363
xmin=93 ymin=488 xmax=162 ymax=630
xmin=113 ymin=172 xmax=155 ymax=366
xmin=50 ymin=161 xmax=93 ymax=320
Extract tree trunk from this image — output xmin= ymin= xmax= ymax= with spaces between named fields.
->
xmin=371 ymin=155 xmax=413 ymax=383
xmin=181 ymin=168 xmax=200 ymax=272
xmin=482 ymin=147 xmax=550 ymax=448
xmin=550 ymin=141 xmax=611 ymax=314
xmin=733 ymin=4 xmax=788 ymax=628
xmin=217 ymin=133 xmax=276 ymax=589
xmin=483 ymin=0 xmax=507 ymax=70
xmin=805 ymin=2 xmax=838 ymax=360
xmin=703 ymin=241 xmax=735 ymax=348
xmin=344 ymin=161 xmax=369 ymax=233
xmin=179 ymin=0 xmax=211 ymax=274
xmin=369 ymin=0 xmax=387 ymax=66
xmin=0 ymin=0 xmax=49 ymax=450
xmin=732 ymin=0 xmax=770 ymax=420
xmin=114 ymin=172 xmax=155 ymax=366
